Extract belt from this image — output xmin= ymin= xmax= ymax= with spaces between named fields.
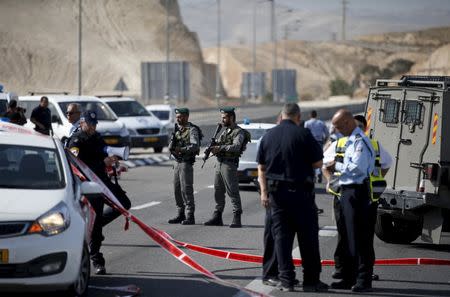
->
xmin=341 ymin=183 xmax=365 ymax=189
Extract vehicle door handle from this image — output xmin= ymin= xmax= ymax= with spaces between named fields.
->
xmin=400 ymin=139 xmax=412 ymax=145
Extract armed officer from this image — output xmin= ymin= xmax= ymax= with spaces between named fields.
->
xmin=167 ymin=107 xmax=201 ymax=225
xmin=326 ymin=109 xmax=376 ymax=292
xmin=257 ymin=103 xmax=328 ymax=292
xmin=204 ymin=107 xmax=246 ymax=228
xmin=68 ymin=110 xmax=131 ymax=275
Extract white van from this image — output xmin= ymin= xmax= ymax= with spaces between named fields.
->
xmin=145 ymin=104 xmax=176 ymax=131
xmin=99 ymin=96 xmax=169 ymax=152
xmin=19 ymin=95 xmax=130 ymax=146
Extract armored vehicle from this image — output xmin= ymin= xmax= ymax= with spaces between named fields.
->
xmin=365 ymin=75 xmax=450 ymax=244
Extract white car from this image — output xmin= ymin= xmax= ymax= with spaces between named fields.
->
xmin=0 ymin=126 xmax=102 ymax=296
xmin=237 ymin=122 xmax=276 ymax=184
xmin=145 ymin=104 xmax=176 ymax=131
xmin=99 ymin=97 xmax=169 ymax=152
xmin=19 ymin=95 xmax=130 ymax=147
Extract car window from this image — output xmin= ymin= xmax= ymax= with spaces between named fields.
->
xmin=106 ymin=101 xmax=150 ymax=117
xmin=151 ymin=110 xmax=170 ymax=120
xmin=245 ymin=128 xmax=268 ymax=140
xmin=58 ymin=101 xmax=117 ymax=121
xmin=0 ymin=99 xmax=7 ymax=115
xmin=0 ymin=144 xmax=65 ymax=189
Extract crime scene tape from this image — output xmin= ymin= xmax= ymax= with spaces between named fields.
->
xmin=154 ymin=229 xmax=450 ymax=267
xmin=67 ymin=152 xmax=269 ymax=297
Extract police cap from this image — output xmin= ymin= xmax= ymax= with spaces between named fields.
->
xmin=175 ymin=107 xmax=190 ymax=115
xmin=220 ymin=107 xmax=235 ymax=114
xmin=81 ymin=110 xmax=98 ymax=125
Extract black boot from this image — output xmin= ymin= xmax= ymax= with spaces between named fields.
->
xmin=229 ymin=213 xmax=242 ymax=228
xmin=204 ymin=211 xmax=223 ymax=226
xmin=168 ymin=212 xmax=185 ymax=224
xmin=181 ymin=213 xmax=195 ymax=225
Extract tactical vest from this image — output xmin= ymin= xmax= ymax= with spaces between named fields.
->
xmin=173 ymin=125 xmax=198 ymax=161
xmin=217 ymin=126 xmax=243 ymax=158
xmin=327 ymin=136 xmax=386 ymax=202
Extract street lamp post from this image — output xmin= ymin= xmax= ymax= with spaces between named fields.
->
xmin=283 ymin=19 xmax=300 ymax=101
xmin=78 ymin=0 xmax=82 ymax=95
xmin=164 ymin=0 xmax=170 ymax=104
xmin=269 ymin=0 xmax=277 ymax=103
xmin=215 ymin=0 xmax=221 ymax=107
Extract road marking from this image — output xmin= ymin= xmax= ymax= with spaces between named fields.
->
xmin=234 ymin=277 xmax=273 ymax=296
xmin=130 ymin=201 xmax=161 ymax=210
xmin=206 ymin=185 xmax=214 ymax=189
xmin=194 ymin=191 xmax=198 ymax=194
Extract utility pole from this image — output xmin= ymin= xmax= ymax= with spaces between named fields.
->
xmin=270 ymin=0 xmax=277 ymax=102
xmin=250 ymin=0 xmax=258 ymax=104
xmin=78 ymin=0 xmax=82 ymax=95
xmin=215 ymin=0 xmax=221 ymax=107
xmin=341 ymin=0 xmax=348 ymax=41
xmin=164 ymin=0 xmax=170 ymax=103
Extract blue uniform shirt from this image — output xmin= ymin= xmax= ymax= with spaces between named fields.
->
xmin=304 ymin=118 xmax=329 ymax=144
xmin=335 ymin=127 xmax=375 ymax=185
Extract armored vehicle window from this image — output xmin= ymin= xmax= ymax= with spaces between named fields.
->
xmin=403 ymin=100 xmax=423 ymax=126
xmin=380 ymin=98 xmax=400 ymax=124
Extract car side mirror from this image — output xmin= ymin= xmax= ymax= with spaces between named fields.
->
xmin=80 ymin=181 xmax=103 ymax=195
xmin=51 ymin=115 xmax=62 ymax=125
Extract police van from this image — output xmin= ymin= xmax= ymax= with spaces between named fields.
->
xmin=365 ymin=75 xmax=450 ymax=244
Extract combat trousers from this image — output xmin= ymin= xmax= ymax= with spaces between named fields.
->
xmin=214 ymin=160 xmax=242 ymax=214
xmin=340 ymin=184 xmax=375 ymax=286
xmin=262 ymin=207 xmax=278 ymax=280
xmin=270 ymin=185 xmax=322 ymax=287
xmin=173 ymin=161 xmax=195 ymax=215
xmin=87 ymin=195 xmax=105 ymax=266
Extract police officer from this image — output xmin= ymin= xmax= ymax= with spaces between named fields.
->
xmin=167 ymin=107 xmax=201 ymax=225
xmin=204 ymin=107 xmax=246 ymax=228
xmin=30 ymin=96 xmax=52 ymax=135
xmin=326 ymin=109 xmax=376 ymax=292
xmin=257 ymin=103 xmax=328 ymax=292
xmin=68 ymin=110 xmax=131 ymax=275
xmin=62 ymin=103 xmax=82 ymax=147
xmin=304 ymin=110 xmax=329 ymax=183
xmin=323 ymin=114 xmax=392 ymax=282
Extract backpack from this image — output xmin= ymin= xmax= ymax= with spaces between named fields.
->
xmin=190 ymin=123 xmax=204 ymax=154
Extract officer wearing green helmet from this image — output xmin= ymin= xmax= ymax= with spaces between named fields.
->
xmin=204 ymin=107 xmax=249 ymax=228
xmin=168 ymin=107 xmax=202 ymax=225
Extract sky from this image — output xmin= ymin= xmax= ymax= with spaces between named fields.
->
xmin=178 ymin=0 xmax=450 ymax=47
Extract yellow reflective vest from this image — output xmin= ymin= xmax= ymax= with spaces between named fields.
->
xmin=327 ymin=137 xmax=386 ymax=202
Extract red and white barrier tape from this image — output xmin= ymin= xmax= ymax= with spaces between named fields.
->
xmin=67 ymin=152 xmax=269 ymax=297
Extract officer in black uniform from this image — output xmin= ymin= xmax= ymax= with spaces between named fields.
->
xmin=68 ymin=110 xmax=131 ymax=275
xmin=257 ymin=103 xmax=328 ymax=292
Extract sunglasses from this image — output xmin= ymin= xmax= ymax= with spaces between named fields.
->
xmin=66 ymin=111 xmax=79 ymax=115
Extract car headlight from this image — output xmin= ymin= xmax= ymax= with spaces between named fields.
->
xmin=28 ymin=202 xmax=70 ymax=237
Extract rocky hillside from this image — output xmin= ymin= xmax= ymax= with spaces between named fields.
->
xmin=203 ymin=26 xmax=450 ymax=100
xmin=0 ymin=0 xmax=210 ymax=105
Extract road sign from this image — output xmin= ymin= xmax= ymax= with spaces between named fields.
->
xmin=114 ymin=77 xmax=128 ymax=92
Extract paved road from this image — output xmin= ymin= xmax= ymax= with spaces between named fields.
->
xmin=76 ymin=152 xmax=450 ymax=297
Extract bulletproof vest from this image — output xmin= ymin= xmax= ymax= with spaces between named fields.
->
xmin=217 ymin=126 xmax=243 ymax=158
xmin=173 ymin=124 xmax=198 ymax=161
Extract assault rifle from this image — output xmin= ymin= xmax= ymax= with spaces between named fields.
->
xmin=201 ymin=123 xmax=222 ymax=168
xmin=168 ymin=123 xmax=179 ymax=159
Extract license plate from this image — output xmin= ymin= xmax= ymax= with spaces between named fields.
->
xmin=0 ymin=249 xmax=9 ymax=264
xmin=144 ymin=137 xmax=158 ymax=143
xmin=247 ymin=170 xmax=258 ymax=177
xmin=104 ymin=138 xmax=119 ymax=145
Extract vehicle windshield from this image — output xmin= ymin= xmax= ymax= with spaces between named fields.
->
xmin=246 ymin=128 xmax=268 ymax=140
xmin=151 ymin=110 xmax=170 ymax=120
xmin=58 ymin=101 xmax=117 ymax=121
xmin=107 ymin=101 xmax=151 ymax=117
xmin=0 ymin=144 xmax=65 ymax=189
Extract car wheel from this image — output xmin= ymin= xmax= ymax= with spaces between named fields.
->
xmin=375 ymin=213 xmax=421 ymax=244
xmin=67 ymin=243 xmax=90 ymax=297
xmin=154 ymin=147 xmax=163 ymax=153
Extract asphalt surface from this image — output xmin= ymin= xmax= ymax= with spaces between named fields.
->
xmin=87 ymin=153 xmax=450 ymax=297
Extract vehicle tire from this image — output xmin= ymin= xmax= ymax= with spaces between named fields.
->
xmin=375 ymin=213 xmax=421 ymax=244
xmin=154 ymin=147 xmax=163 ymax=153
xmin=67 ymin=243 xmax=90 ymax=297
